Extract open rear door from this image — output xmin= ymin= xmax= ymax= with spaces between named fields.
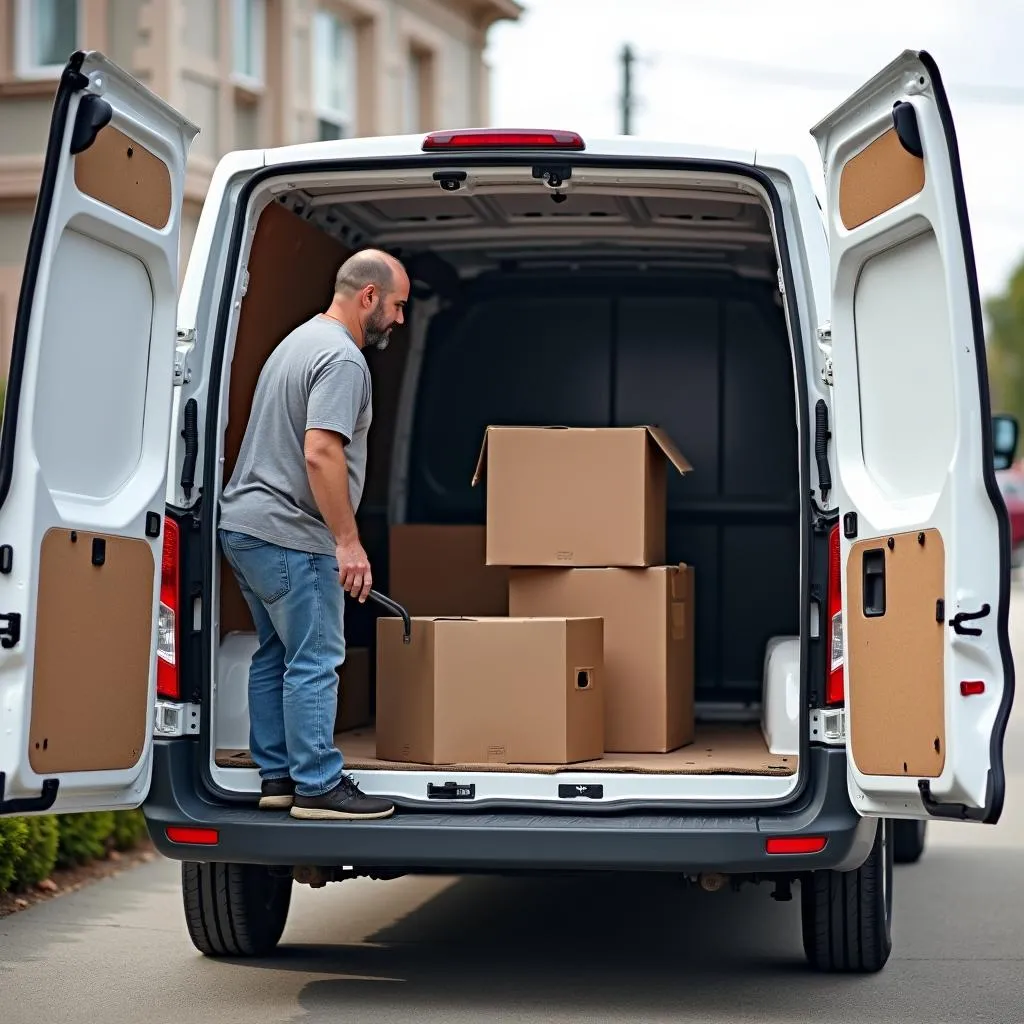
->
xmin=812 ymin=50 xmax=1014 ymax=825
xmin=0 ymin=52 xmax=196 ymax=816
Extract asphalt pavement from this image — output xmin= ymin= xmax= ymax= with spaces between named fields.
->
xmin=3 ymin=594 xmax=1024 ymax=1023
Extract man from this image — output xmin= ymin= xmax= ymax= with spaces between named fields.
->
xmin=218 ymin=248 xmax=409 ymax=821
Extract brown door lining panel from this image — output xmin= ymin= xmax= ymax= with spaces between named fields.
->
xmin=29 ymin=528 xmax=155 ymax=774
xmin=838 ymin=127 xmax=925 ymax=231
xmin=846 ymin=527 xmax=946 ymax=778
xmin=73 ymin=125 xmax=172 ymax=230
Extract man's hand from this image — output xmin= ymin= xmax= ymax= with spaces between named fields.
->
xmin=336 ymin=537 xmax=372 ymax=603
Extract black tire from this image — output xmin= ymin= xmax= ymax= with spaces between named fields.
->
xmin=800 ymin=819 xmax=893 ymax=973
xmin=892 ymin=818 xmax=927 ymax=865
xmin=181 ymin=862 xmax=292 ymax=958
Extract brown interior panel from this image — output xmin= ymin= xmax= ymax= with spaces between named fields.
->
xmin=73 ymin=125 xmax=172 ymax=229
xmin=838 ymin=127 xmax=926 ymax=231
xmin=846 ymin=527 xmax=946 ymax=778
xmin=29 ymin=528 xmax=155 ymax=774
xmin=219 ymin=202 xmax=351 ymax=636
xmin=216 ymin=723 xmax=798 ymax=776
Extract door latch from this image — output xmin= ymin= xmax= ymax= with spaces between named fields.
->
xmin=949 ymin=604 xmax=990 ymax=637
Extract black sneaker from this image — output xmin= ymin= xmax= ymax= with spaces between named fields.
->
xmin=290 ymin=776 xmax=395 ymax=821
xmin=259 ymin=776 xmax=296 ymax=810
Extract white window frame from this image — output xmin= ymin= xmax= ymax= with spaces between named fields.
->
xmin=231 ymin=0 xmax=267 ymax=88
xmin=312 ymin=7 xmax=357 ymax=141
xmin=14 ymin=0 xmax=82 ymax=80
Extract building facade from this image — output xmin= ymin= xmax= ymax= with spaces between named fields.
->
xmin=0 ymin=0 xmax=520 ymax=374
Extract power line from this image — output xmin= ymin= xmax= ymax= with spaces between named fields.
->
xmin=645 ymin=50 xmax=1024 ymax=105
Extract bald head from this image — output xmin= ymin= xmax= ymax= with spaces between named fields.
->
xmin=327 ymin=248 xmax=410 ymax=351
xmin=334 ymin=248 xmax=405 ymax=299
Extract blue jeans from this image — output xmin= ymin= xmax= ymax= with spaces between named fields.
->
xmin=219 ymin=528 xmax=345 ymax=797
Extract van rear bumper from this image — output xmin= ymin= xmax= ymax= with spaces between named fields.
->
xmin=144 ymin=740 xmax=875 ymax=875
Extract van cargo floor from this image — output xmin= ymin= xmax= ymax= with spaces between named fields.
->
xmin=215 ymin=724 xmax=797 ymax=776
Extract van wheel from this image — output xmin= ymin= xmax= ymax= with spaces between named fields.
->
xmin=181 ymin=862 xmax=292 ymax=957
xmin=800 ymin=819 xmax=893 ymax=973
xmin=892 ymin=819 xmax=927 ymax=864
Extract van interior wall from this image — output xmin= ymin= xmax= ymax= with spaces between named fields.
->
xmin=220 ymin=201 xmax=801 ymax=710
xmin=404 ymin=275 xmax=801 ymax=705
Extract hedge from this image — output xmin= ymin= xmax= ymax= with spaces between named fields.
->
xmin=0 ymin=809 xmax=150 ymax=896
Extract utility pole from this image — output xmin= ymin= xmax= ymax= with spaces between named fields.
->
xmin=620 ymin=43 xmax=635 ymax=135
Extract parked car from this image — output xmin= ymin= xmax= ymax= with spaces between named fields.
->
xmin=0 ymin=48 xmax=1017 ymax=975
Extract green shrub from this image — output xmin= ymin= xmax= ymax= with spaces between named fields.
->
xmin=111 ymin=809 xmax=149 ymax=851
xmin=0 ymin=817 xmax=29 ymax=891
xmin=55 ymin=811 xmax=115 ymax=868
xmin=9 ymin=815 xmax=59 ymax=891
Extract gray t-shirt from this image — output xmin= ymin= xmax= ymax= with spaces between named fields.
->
xmin=219 ymin=314 xmax=372 ymax=556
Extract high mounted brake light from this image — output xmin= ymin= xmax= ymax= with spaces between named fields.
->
xmin=422 ymin=129 xmax=586 ymax=151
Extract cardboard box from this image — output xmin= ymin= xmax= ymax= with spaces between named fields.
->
xmin=335 ymin=647 xmax=371 ymax=733
xmin=471 ymin=426 xmax=692 ymax=567
xmin=388 ymin=524 xmax=509 ymax=616
xmin=376 ymin=616 xmax=604 ymax=765
xmin=508 ymin=565 xmax=694 ymax=752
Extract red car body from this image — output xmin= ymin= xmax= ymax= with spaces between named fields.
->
xmin=997 ymin=468 xmax=1024 ymax=565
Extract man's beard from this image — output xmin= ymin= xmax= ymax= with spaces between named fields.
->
xmin=364 ymin=305 xmax=395 ymax=350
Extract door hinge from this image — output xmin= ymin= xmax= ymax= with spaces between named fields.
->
xmin=173 ymin=328 xmax=196 ymax=386
xmin=0 ymin=612 xmax=21 ymax=649
xmin=817 ymin=321 xmax=833 ymax=386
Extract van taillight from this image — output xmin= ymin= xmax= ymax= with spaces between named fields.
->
xmin=826 ymin=523 xmax=844 ymax=706
xmin=157 ymin=516 xmax=180 ymax=700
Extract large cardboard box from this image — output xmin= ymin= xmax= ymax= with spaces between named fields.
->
xmin=388 ymin=524 xmax=509 ymax=616
xmin=508 ymin=565 xmax=694 ymax=753
xmin=471 ymin=426 xmax=692 ymax=567
xmin=336 ymin=646 xmax=371 ymax=732
xmin=376 ymin=616 xmax=604 ymax=765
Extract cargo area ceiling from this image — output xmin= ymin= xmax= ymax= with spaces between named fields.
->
xmin=272 ymin=184 xmax=778 ymax=277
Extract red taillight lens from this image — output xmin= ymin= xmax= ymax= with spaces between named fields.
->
xmin=826 ymin=523 xmax=844 ymax=706
xmin=422 ymin=128 xmax=586 ymax=151
xmin=765 ymin=835 xmax=828 ymax=855
xmin=165 ymin=826 xmax=218 ymax=846
xmin=156 ymin=516 xmax=181 ymax=700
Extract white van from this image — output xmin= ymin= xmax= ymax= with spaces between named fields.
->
xmin=0 ymin=48 xmax=1016 ymax=974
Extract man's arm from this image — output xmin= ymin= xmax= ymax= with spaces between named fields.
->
xmin=304 ymin=427 xmax=372 ymax=602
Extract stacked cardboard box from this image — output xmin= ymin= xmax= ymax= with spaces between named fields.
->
xmin=377 ymin=425 xmax=696 ymax=764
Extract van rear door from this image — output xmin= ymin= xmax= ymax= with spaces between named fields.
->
xmin=0 ymin=52 xmax=196 ymax=817
xmin=812 ymin=50 xmax=1013 ymax=825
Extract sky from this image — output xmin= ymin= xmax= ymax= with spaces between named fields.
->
xmin=486 ymin=0 xmax=1024 ymax=301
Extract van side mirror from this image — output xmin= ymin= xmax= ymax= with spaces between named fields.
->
xmin=993 ymin=414 xmax=1019 ymax=471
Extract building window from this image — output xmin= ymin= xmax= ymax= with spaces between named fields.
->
xmin=313 ymin=9 xmax=357 ymax=141
xmin=403 ymin=47 xmax=434 ymax=134
xmin=403 ymin=50 xmax=424 ymax=134
xmin=232 ymin=0 xmax=266 ymax=85
xmin=15 ymin=0 xmax=79 ymax=78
